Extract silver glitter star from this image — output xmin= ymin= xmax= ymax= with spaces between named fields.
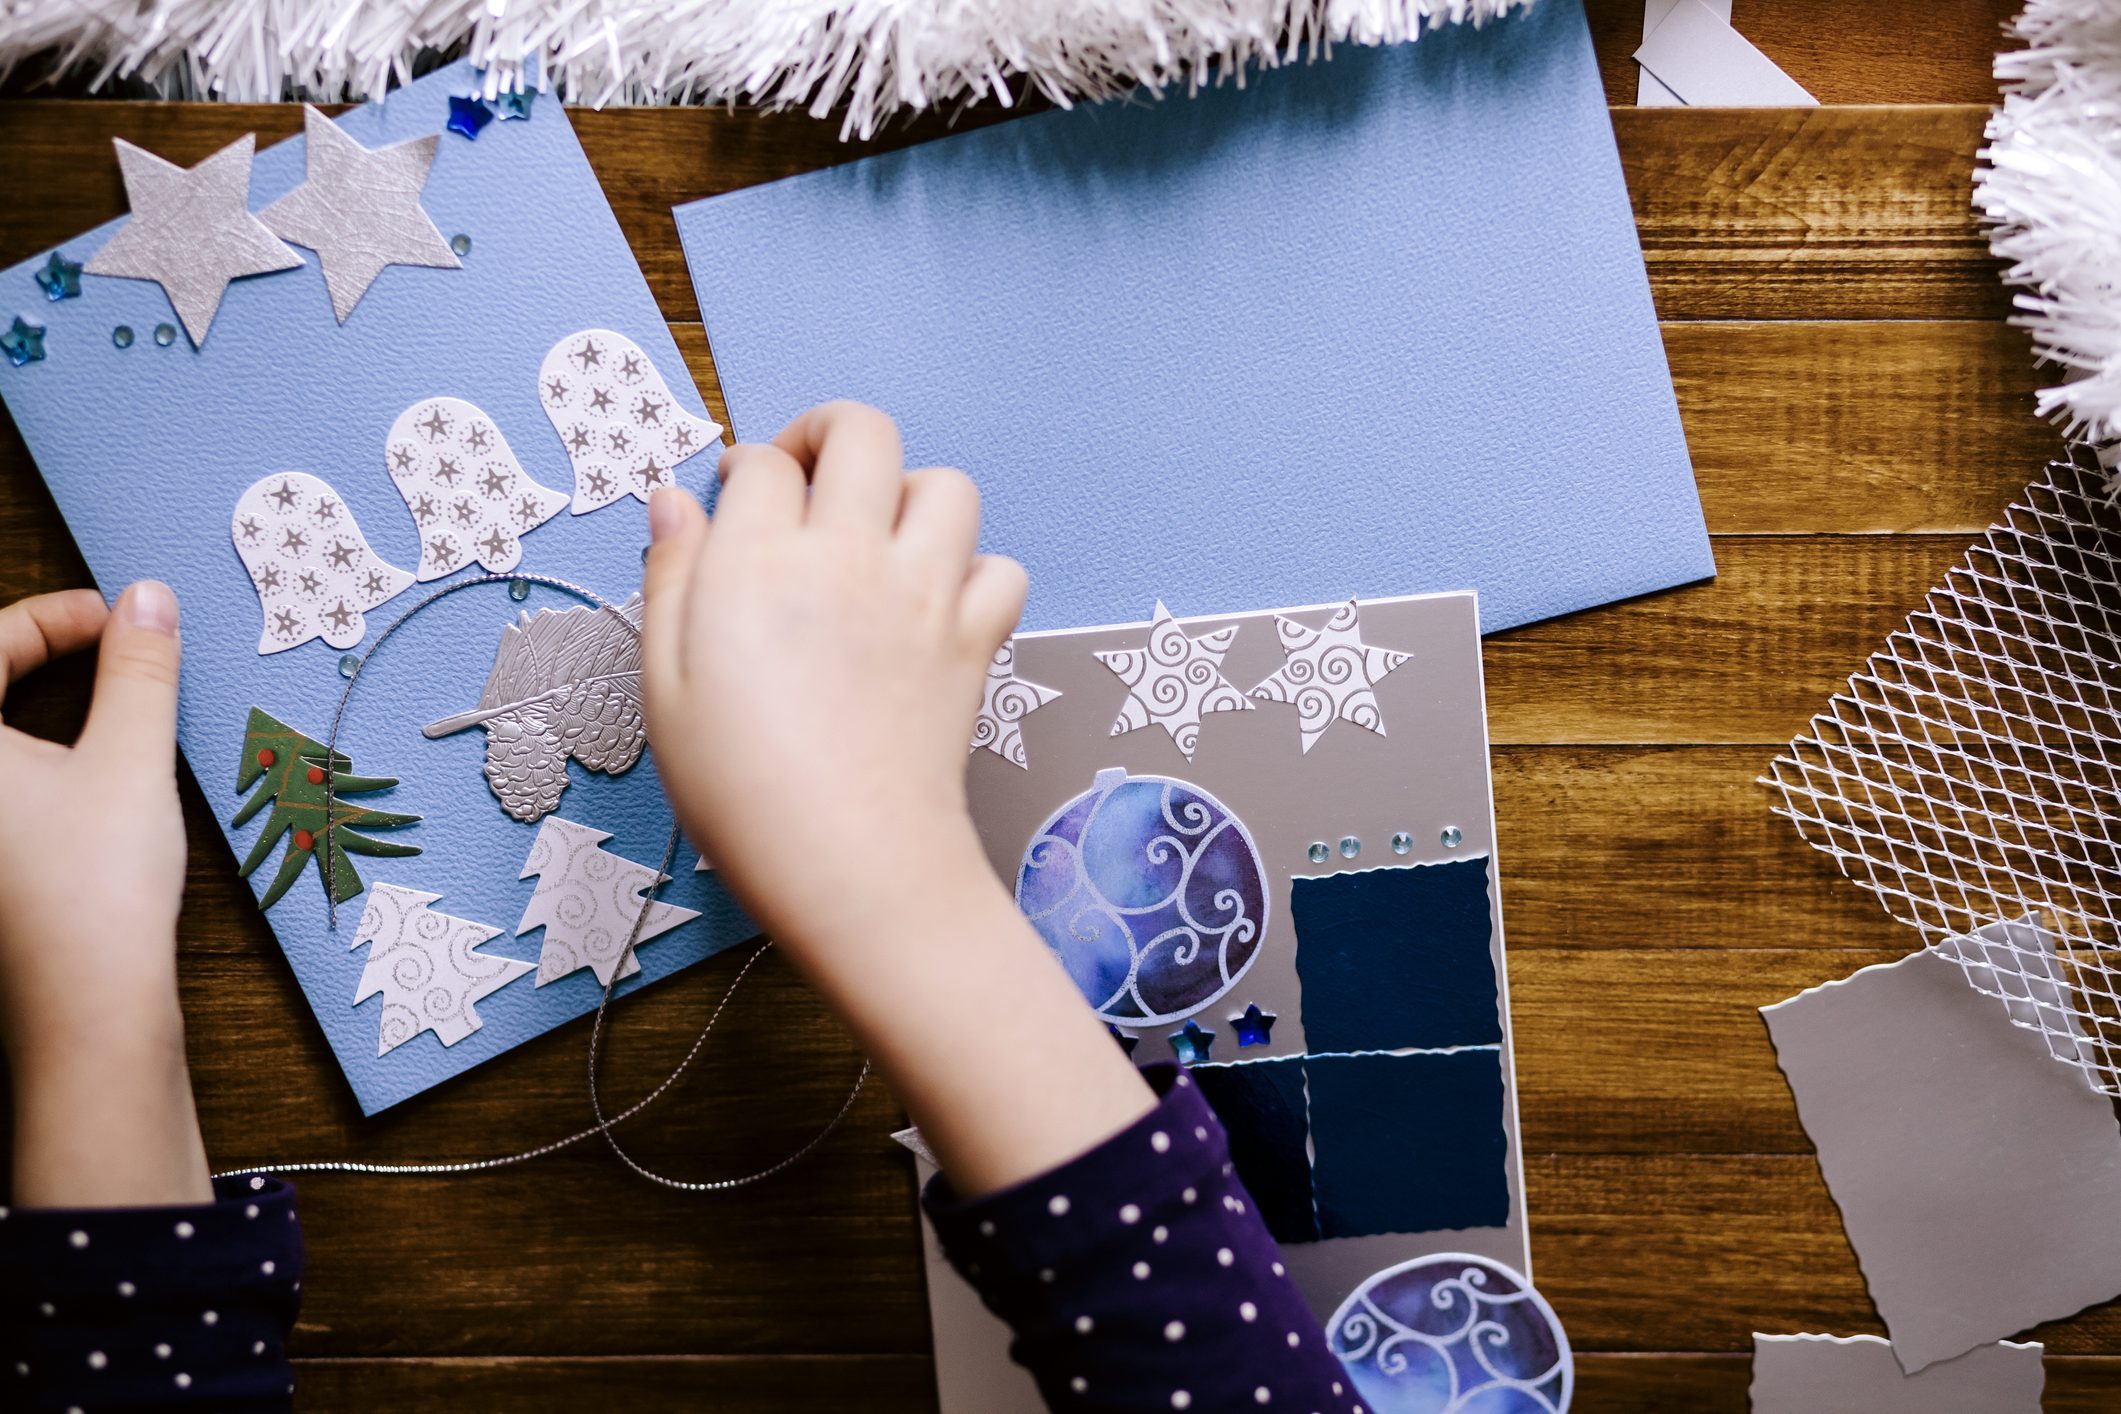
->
xmin=84 ymin=135 xmax=304 ymax=347
xmin=260 ymin=107 xmax=459 ymax=323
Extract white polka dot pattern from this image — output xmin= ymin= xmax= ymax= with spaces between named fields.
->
xmin=921 ymin=1063 xmax=1360 ymax=1411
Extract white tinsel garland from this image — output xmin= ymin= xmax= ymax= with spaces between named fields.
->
xmin=1977 ymin=0 xmax=2121 ymax=443
xmin=0 ymin=0 xmax=1531 ymax=139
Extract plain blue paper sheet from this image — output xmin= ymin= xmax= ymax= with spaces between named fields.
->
xmin=674 ymin=0 xmax=1711 ymax=635
xmin=0 ymin=63 xmax=749 ymax=1114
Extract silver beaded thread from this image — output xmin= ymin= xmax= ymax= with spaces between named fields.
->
xmin=217 ymin=573 xmax=867 ymax=1193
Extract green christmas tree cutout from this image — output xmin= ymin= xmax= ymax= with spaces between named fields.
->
xmin=234 ymin=708 xmax=421 ymax=910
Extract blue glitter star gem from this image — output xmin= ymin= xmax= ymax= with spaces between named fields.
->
xmin=34 ymin=251 xmax=82 ymax=301
xmin=495 ymin=89 xmax=536 ymax=120
xmin=1108 ymin=1025 xmax=1139 ymax=1058
xmin=446 ymin=96 xmax=494 ymax=140
xmin=1231 ymin=1003 xmax=1277 ymax=1048
xmin=2 ymin=316 xmax=47 ymax=367
xmin=1168 ymin=1019 xmax=1215 ymax=1065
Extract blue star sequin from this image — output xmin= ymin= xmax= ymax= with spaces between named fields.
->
xmin=2 ymin=316 xmax=47 ymax=367
xmin=34 ymin=252 xmax=81 ymax=301
xmin=1231 ymin=1003 xmax=1277 ymax=1048
xmin=1108 ymin=1025 xmax=1139 ymax=1057
xmin=447 ymin=96 xmax=494 ymax=140
xmin=1168 ymin=1019 xmax=1215 ymax=1065
xmin=495 ymin=89 xmax=536 ymax=120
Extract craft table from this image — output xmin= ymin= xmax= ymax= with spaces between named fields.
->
xmin=1 ymin=0 xmax=2100 ymax=1407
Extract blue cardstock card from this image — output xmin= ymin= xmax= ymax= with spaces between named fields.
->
xmin=672 ymin=0 xmax=1710 ymax=635
xmin=0 ymin=62 xmax=750 ymax=1114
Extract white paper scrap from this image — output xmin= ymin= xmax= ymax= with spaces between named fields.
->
xmin=1635 ymin=0 xmax=1816 ymax=108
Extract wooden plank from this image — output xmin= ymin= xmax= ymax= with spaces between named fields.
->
xmin=1585 ymin=0 xmax=2021 ymax=107
xmin=1573 ymin=1354 xmax=2121 ymax=1414
xmin=1614 ymin=105 xmax=2004 ymax=321
xmin=277 ymin=1353 xmax=2121 ymax=1412
xmin=227 ymin=1148 xmax=2121 ymax=1355
xmin=0 ymin=103 xmax=2003 ymax=324
xmin=1659 ymin=320 xmax=2049 ymax=534
xmin=292 ymin=1355 xmax=939 ymax=1410
xmin=1483 ymin=535 xmax=1970 ymax=747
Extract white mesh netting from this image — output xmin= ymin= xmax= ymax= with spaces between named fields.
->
xmin=1765 ymin=446 xmax=2121 ymax=1092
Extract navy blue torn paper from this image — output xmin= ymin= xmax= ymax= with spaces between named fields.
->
xmin=1291 ymin=858 xmax=1501 ymax=1053
xmin=1306 ymin=1050 xmax=1510 ymax=1237
xmin=1190 ymin=1058 xmax=1321 ymax=1244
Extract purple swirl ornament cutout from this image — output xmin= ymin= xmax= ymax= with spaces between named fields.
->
xmin=1326 ymin=1253 xmax=1572 ymax=1414
xmin=1016 ymin=767 xmax=1268 ymax=1026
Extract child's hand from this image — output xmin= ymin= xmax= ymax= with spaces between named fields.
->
xmin=0 ymin=583 xmax=210 ymax=1205
xmin=641 ymin=404 xmax=1152 ymax=1196
xmin=641 ymin=401 xmax=1026 ymax=947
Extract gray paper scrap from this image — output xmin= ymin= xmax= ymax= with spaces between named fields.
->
xmin=1750 ymin=1333 xmax=2043 ymax=1412
xmin=1762 ymin=948 xmax=2121 ymax=1372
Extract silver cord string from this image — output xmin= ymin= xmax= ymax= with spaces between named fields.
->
xmin=218 ymin=572 xmax=866 ymax=1187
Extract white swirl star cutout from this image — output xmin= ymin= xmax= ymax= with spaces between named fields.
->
xmin=1249 ymin=598 xmax=1411 ymax=752
xmin=971 ymin=641 xmax=1063 ymax=768
xmin=1094 ymin=601 xmax=1253 ymax=760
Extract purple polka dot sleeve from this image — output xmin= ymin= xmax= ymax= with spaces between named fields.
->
xmin=0 ymin=1174 xmax=302 ymax=1411
xmin=924 ymin=1064 xmax=1359 ymax=1412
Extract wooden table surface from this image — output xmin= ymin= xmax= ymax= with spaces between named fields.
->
xmin=4 ymin=0 xmax=2102 ymax=1407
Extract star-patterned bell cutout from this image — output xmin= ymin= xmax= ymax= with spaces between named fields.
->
xmin=537 ymin=328 xmax=723 ymax=513
xmin=2 ymin=317 xmax=46 ymax=367
xmin=1095 ymin=601 xmax=1253 ymax=760
xmin=1250 ymin=598 xmax=1411 ymax=752
xmin=1231 ymin=1003 xmax=1276 ymax=1048
xmin=231 ymin=471 xmax=414 ymax=654
xmin=971 ymin=640 xmax=1062 ymax=768
xmin=260 ymin=107 xmax=460 ymax=323
xmin=495 ymin=89 xmax=536 ymax=120
xmin=35 ymin=252 xmax=81 ymax=301
xmin=1168 ymin=1019 xmax=1215 ymax=1064
xmin=83 ymin=135 xmax=304 ymax=347
xmin=384 ymin=397 xmax=568 ymax=578
xmin=447 ymin=96 xmax=494 ymax=140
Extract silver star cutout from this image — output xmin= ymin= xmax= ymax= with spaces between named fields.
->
xmin=1249 ymin=599 xmax=1411 ymax=752
xmin=260 ymin=107 xmax=459 ymax=323
xmin=84 ymin=135 xmax=304 ymax=346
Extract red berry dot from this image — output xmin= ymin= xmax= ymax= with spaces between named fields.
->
xmin=256 ymin=748 xmax=277 ymax=768
xmin=292 ymin=830 xmax=315 ymax=852
xmin=305 ymin=766 xmax=326 ymax=786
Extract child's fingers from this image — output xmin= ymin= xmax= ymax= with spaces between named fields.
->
xmin=958 ymin=554 xmax=1029 ymax=657
xmin=641 ymin=489 xmax=708 ymax=695
xmin=79 ymin=581 xmax=182 ymax=773
xmin=773 ymin=401 xmax=903 ymax=533
xmin=0 ymin=588 xmax=107 ymax=710
xmin=714 ymin=442 xmax=809 ymax=532
xmin=895 ymin=467 xmax=980 ymax=582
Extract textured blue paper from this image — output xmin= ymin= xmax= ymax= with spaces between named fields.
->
xmin=0 ymin=62 xmax=749 ymax=1114
xmin=673 ymin=0 xmax=1711 ymax=635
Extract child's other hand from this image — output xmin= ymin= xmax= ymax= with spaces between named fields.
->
xmin=0 ymin=583 xmax=209 ymax=1205
xmin=641 ymin=402 xmax=1025 ymax=947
